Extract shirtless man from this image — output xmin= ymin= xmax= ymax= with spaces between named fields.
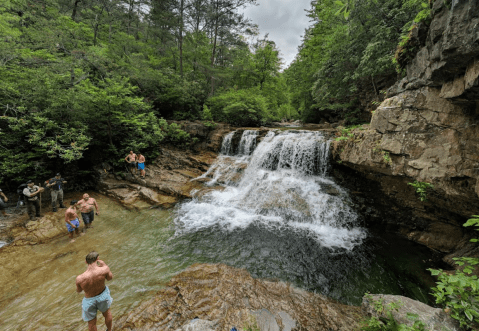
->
xmin=124 ymin=150 xmax=136 ymax=175
xmin=76 ymin=193 xmax=99 ymax=230
xmin=65 ymin=200 xmax=84 ymax=243
xmin=76 ymin=251 xmax=113 ymax=331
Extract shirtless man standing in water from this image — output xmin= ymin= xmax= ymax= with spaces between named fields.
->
xmin=76 ymin=251 xmax=114 ymax=331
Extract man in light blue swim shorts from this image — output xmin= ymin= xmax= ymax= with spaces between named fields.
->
xmin=76 ymin=251 xmax=114 ymax=331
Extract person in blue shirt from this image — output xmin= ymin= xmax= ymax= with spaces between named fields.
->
xmin=46 ymin=173 xmax=67 ymax=212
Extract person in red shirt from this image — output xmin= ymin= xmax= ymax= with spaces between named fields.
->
xmin=76 ymin=193 xmax=100 ymax=230
xmin=65 ymin=200 xmax=84 ymax=243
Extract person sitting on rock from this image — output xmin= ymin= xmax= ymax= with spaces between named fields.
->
xmin=0 ymin=188 xmax=11 ymax=217
xmin=137 ymin=153 xmax=146 ymax=179
xmin=65 ymin=200 xmax=84 ymax=243
xmin=46 ymin=173 xmax=67 ymax=212
xmin=124 ymin=150 xmax=137 ymax=175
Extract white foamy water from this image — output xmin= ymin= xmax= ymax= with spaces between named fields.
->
xmin=177 ymin=130 xmax=366 ymax=250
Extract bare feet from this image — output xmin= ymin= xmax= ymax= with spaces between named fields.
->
xmin=70 ymin=239 xmax=76 ymax=243
xmin=80 ymin=232 xmax=85 ymax=236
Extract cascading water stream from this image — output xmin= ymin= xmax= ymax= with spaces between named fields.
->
xmin=177 ymin=130 xmax=366 ymax=250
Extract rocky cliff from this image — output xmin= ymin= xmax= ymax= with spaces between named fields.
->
xmin=332 ymin=0 xmax=479 ymax=263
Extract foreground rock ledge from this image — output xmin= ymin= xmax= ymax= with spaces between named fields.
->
xmin=114 ymin=263 xmax=362 ymax=331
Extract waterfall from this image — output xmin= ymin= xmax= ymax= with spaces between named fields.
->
xmin=237 ymin=130 xmax=258 ymax=155
xmin=178 ymin=130 xmax=366 ymax=250
xmin=220 ymin=131 xmax=234 ymax=155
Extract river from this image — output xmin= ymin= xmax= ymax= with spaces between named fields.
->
xmin=0 ymin=130 xmax=440 ymax=330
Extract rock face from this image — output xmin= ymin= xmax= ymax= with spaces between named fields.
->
xmin=332 ymin=0 xmax=479 ymax=264
xmin=95 ymin=123 xmax=232 ymax=210
xmin=114 ymin=263 xmax=362 ymax=331
xmin=362 ymin=294 xmax=460 ymax=331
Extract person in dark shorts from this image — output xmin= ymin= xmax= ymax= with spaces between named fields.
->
xmin=0 ymin=188 xmax=11 ymax=217
xmin=76 ymin=193 xmax=99 ymax=230
xmin=124 ymin=150 xmax=137 ymax=175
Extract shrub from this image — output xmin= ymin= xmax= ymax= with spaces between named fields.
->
xmin=207 ymin=88 xmax=268 ymax=127
xmin=428 ymin=216 xmax=479 ymax=329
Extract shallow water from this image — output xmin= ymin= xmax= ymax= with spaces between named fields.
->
xmin=0 ymin=194 xmax=439 ymax=330
xmin=0 ymin=131 xmax=441 ymax=329
xmin=0 ymin=195 xmax=177 ymax=330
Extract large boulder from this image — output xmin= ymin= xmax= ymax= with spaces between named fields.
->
xmin=114 ymin=263 xmax=362 ymax=331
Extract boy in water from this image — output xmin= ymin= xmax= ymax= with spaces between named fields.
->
xmin=76 ymin=251 xmax=113 ymax=331
xmin=65 ymin=200 xmax=83 ymax=243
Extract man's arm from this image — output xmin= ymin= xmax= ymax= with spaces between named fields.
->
xmin=94 ymin=199 xmax=100 ymax=215
xmin=0 ymin=192 xmax=7 ymax=201
xmin=65 ymin=212 xmax=76 ymax=227
xmin=75 ymin=277 xmax=83 ymax=293
xmin=106 ymin=267 xmax=113 ymax=281
xmin=124 ymin=155 xmax=129 ymax=162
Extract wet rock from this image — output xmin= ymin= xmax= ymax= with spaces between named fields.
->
xmin=114 ymin=263 xmax=362 ymax=331
xmin=362 ymin=294 xmax=460 ymax=331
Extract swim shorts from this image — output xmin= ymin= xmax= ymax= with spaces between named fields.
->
xmin=66 ymin=218 xmax=80 ymax=232
xmin=81 ymin=211 xmax=94 ymax=224
xmin=137 ymin=162 xmax=145 ymax=170
xmin=0 ymin=199 xmax=6 ymax=211
xmin=81 ymin=286 xmax=113 ymax=321
xmin=129 ymin=161 xmax=136 ymax=168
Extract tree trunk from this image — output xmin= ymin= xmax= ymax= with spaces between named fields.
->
xmin=71 ymin=0 xmax=81 ymax=21
xmin=179 ymin=0 xmax=184 ymax=77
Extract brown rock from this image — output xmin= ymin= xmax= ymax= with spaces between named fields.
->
xmin=114 ymin=263 xmax=362 ymax=331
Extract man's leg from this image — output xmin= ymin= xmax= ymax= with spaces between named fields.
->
xmin=102 ymin=309 xmax=112 ymax=331
xmin=87 ymin=317 xmax=98 ymax=331
xmin=26 ymin=201 xmax=35 ymax=220
xmin=58 ymin=190 xmax=65 ymax=208
xmin=82 ymin=213 xmax=91 ymax=230
xmin=51 ymin=191 xmax=57 ymax=211
xmin=34 ymin=199 xmax=41 ymax=217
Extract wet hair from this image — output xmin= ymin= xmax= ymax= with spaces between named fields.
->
xmin=70 ymin=200 xmax=78 ymax=205
xmin=85 ymin=251 xmax=99 ymax=264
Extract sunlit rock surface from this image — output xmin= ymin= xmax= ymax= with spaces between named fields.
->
xmin=114 ymin=263 xmax=362 ymax=331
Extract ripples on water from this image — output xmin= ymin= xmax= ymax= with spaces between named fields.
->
xmin=0 ymin=130 xmax=438 ymax=330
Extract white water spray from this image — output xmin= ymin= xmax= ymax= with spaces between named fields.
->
xmin=178 ymin=130 xmax=366 ymax=250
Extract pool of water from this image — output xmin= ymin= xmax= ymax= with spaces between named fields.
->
xmin=0 ymin=194 xmax=439 ymax=330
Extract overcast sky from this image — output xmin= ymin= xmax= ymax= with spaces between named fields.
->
xmin=242 ymin=0 xmax=314 ymax=69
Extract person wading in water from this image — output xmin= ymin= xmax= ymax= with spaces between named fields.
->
xmin=64 ymin=200 xmax=83 ymax=243
xmin=76 ymin=193 xmax=99 ymax=231
xmin=76 ymin=251 xmax=113 ymax=331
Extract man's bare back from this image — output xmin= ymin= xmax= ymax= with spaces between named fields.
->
xmin=76 ymin=260 xmax=113 ymax=298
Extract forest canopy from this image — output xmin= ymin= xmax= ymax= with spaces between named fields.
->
xmin=0 ymin=0 xmax=427 ymax=184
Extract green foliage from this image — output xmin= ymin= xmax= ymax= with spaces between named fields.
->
xmin=428 ymin=216 xmax=479 ymax=329
xmin=360 ymin=294 xmax=427 ymax=331
xmin=408 ymin=181 xmax=434 ymax=202
xmin=207 ymin=88 xmax=268 ymax=126
xmin=284 ymin=0 xmax=425 ymax=122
